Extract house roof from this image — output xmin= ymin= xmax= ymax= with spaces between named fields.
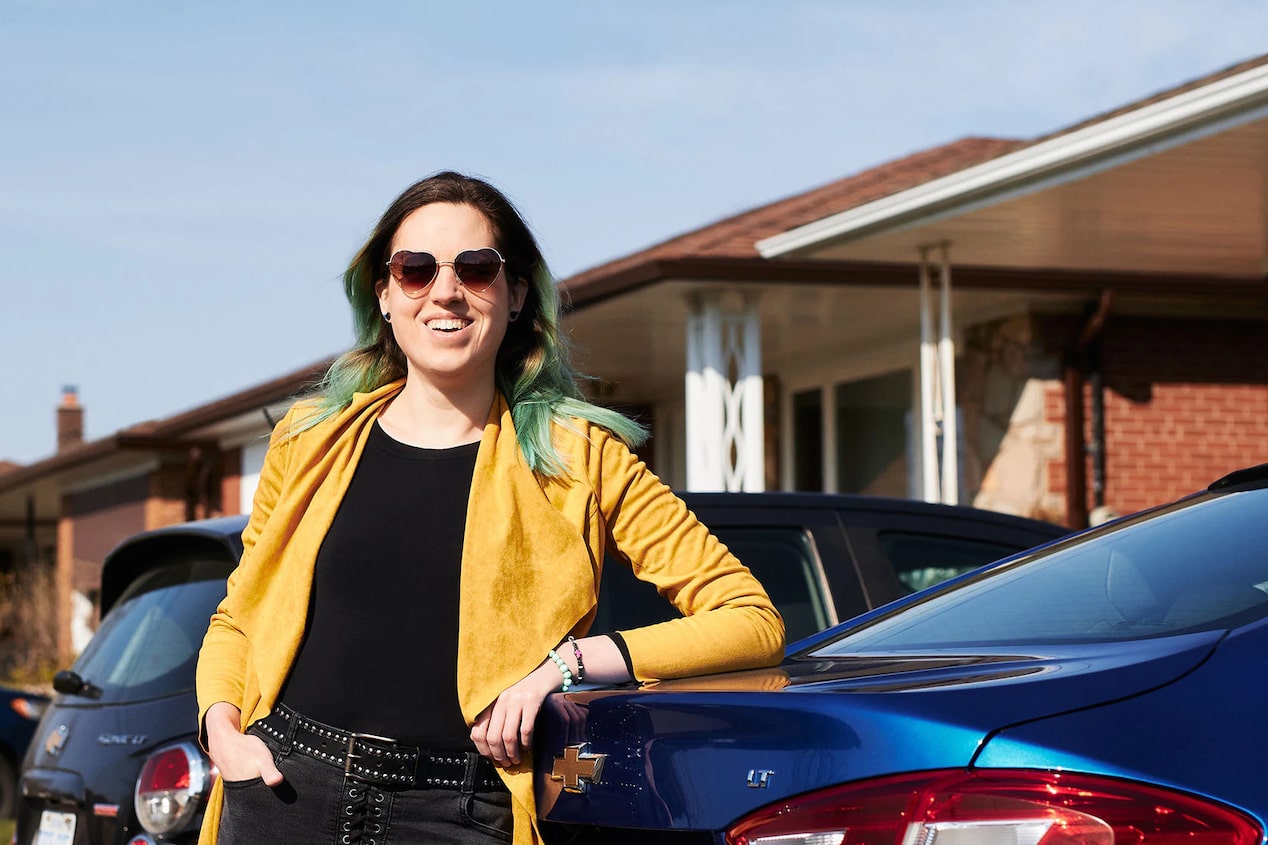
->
xmin=563 ymin=137 xmax=1025 ymax=296
xmin=563 ymin=52 xmax=1268 ymax=299
xmin=0 ymin=358 xmax=330 ymax=496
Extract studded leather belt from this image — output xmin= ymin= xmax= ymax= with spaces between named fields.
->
xmin=251 ymin=703 xmax=506 ymax=792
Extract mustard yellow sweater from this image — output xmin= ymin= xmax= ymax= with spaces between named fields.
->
xmin=195 ymin=380 xmax=784 ymax=844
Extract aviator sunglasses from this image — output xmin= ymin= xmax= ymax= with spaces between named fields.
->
xmin=386 ymin=247 xmax=505 ymax=296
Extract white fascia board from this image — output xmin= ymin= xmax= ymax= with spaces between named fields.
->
xmin=757 ymin=63 xmax=1268 ymax=258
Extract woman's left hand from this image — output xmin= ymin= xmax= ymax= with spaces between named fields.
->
xmin=471 ymin=660 xmax=562 ymax=767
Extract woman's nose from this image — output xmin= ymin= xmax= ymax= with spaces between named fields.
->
xmin=429 ymin=265 xmax=464 ymax=301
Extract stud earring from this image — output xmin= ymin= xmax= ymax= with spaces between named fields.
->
xmin=509 ymin=310 xmax=520 ymax=321
xmin=382 ymin=312 xmax=392 ymax=322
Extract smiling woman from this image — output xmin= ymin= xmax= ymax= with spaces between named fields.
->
xmin=193 ymin=171 xmax=785 ymax=845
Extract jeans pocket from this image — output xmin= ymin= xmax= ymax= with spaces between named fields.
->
xmin=458 ymin=791 xmax=514 ymax=842
xmin=221 ymin=776 xmax=265 ymax=790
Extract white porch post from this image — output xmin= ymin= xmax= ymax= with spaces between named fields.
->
xmin=937 ymin=243 xmax=960 ymax=505
xmin=916 ymin=244 xmax=959 ymax=504
xmin=918 ymin=253 xmax=940 ymax=503
xmin=685 ymin=292 xmax=765 ymax=491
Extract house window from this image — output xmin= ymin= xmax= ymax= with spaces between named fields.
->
xmin=834 ymin=370 xmax=913 ymax=498
xmin=792 ymin=388 xmax=823 ymax=491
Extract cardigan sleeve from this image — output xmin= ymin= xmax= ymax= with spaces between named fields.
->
xmin=588 ymin=427 xmax=785 ymax=681
xmin=194 ymin=404 xmax=297 ymax=743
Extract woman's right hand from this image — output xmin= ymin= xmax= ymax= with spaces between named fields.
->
xmin=204 ymin=702 xmax=284 ymax=786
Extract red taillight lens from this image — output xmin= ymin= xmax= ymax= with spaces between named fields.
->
xmin=134 ymin=742 xmax=208 ymax=835
xmin=725 ymin=769 xmax=1262 ymax=845
xmin=9 ymin=696 xmax=45 ymax=721
xmin=140 ymin=748 xmax=192 ymax=791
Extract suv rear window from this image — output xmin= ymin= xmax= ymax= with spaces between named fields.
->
xmin=879 ymin=531 xmax=1025 ymax=594
xmin=71 ymin=555 xmax=230 ymax=703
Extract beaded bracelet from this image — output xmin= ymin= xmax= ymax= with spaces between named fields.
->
xmin=567 ymin=635 xmax=586 ymax=682
xmin=547 ymin=649 xmax=573 ymax=692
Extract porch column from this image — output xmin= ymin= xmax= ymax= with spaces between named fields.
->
xmin=916 ymin=245 xmax=959 ymax=504
xmin=685 ymin=292 xmax=764 ymax=491
xmin=937 ymin=243 xmax=959 ymax=505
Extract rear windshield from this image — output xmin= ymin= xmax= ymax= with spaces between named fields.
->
xmin=814 ymin=489 xmax=1268 ymax=655
xmin=71 ymin=555 xmax=230 ymax=702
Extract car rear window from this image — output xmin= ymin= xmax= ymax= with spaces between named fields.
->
xmin=878 ymin=531 xmax=1026 ymax=594
xmin=70 ymin=555 xmax=230 ymax=702
xmin=814 ymin=489 xmax=1268 ymax=654
xmin=597 ymin=526 xmax=832 ymax=642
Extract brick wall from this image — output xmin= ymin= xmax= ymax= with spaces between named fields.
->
xmin=1044 ymin=316 xmax=1268 ymax=519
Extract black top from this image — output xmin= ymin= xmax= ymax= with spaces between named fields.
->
xmin=280 ymin=422 xmax=478 ymax=749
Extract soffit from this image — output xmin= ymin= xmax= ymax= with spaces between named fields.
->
xmin=797 ymin=115 xmax=1268 ymax=277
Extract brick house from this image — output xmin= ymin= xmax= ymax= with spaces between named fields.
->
xmin=0 ymin=364 xmax=325 ymax=666
xmin=1 ymin=53 xmax=1265 ymax=665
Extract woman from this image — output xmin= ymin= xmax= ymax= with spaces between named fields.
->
xmin=196 ymin=171 xmax=785 ymax=845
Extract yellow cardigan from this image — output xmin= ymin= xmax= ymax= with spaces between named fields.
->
xmin=195 ymin=380 xmax=785 ymax=845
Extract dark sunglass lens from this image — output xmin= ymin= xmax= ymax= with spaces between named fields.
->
xmin=393 ymin=252 xmax=438 ymax=293
xmin=455 ymin=249 xmax=502 ymax=289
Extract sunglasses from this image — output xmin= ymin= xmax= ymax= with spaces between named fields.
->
xmin=386 ymin=247 xmax=505 ymax=296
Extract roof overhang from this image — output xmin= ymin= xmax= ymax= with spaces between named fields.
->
xmin=757 ymin=61 xmax=1268 ymax=269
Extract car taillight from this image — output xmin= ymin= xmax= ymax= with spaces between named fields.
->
xmin=725 ymin=769 xmax=1262 ymax=845
xmin=134 ymin=742 xmax=209 ymax=835
xmin=9 ymin=696 xmax=45 ymax=721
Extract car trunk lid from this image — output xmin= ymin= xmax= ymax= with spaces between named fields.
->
xmin=535 ymin=629 xmax=1222 ymax=833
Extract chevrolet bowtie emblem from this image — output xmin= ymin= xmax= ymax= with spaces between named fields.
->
xmin=550 ymin=744 xmax=607 ymax=793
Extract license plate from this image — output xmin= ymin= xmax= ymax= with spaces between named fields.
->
xmin=35 ymin=810 xmax=76 ymax=845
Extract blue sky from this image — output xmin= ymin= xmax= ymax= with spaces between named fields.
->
xmin=2 ymin=1 xmax=1266 ymax=464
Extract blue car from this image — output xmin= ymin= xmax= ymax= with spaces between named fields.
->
xmin=535 ymin=465 xmax=1268 ymax=844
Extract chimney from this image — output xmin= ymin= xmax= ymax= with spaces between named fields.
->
xmin=57 ymin=385 xmax=84 ymax=453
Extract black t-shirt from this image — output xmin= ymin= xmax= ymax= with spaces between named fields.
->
xmin=279 ymin=422 xmax=478 ymax=749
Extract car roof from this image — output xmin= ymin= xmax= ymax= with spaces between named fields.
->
xmin=678 ymin=491 xmax=1063 ymax=532
xmin=95 ymin=492 xmax=1063 ymax=614
xmin=100 ymin=515 xmax=248 ymax=614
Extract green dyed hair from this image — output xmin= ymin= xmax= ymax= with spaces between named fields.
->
xmin=299 ymin=171 xmax=645 ymax=476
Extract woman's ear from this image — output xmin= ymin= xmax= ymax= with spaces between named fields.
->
xmin=376 ymin=279 xmax=390 ymax=314
xmin=510 ymin=280 xmax=529 ymax=317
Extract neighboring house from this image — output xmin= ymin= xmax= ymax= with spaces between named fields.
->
xmin=560 ymin=53 xmax=1268 ymax=522
xmin=2 ymin=53 xmax=1266 ymax=664
xmin=0 ymin=365 xmax=326 ymax=666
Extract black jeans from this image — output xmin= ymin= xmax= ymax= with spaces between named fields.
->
xmin=217 ymin=723 xmax=513 ymax=845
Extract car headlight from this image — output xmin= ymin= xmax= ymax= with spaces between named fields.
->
xmin=133 ymin=741 xmax=209 ymax=835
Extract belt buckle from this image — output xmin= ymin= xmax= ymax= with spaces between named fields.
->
xmin=344 ymin=730 xmax=398 ymax=777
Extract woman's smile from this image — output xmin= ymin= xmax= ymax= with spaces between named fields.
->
xmin=425 ymin=316 xmax=472 ymax=333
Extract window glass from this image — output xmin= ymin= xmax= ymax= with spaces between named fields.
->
xmin=834 ymin=370 xmax=912 ymax=497
xmin=71 ymin=556 xmax=230 ymax=702
xmin=814 ymin=490 xmax=1268 ymax=655
xmin=792 ymin=390 xmax=823 ymax=492
xmin=879 ymin=531 xmax=1024 ymax=594
xmin=597 ymin=527 xmax=830 ymax=643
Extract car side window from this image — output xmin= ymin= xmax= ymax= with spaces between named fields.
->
xmin=878 ymin=531 xmax=1024 ymax=594
xmin=596 ymin=527 xmax=831 ymax=643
